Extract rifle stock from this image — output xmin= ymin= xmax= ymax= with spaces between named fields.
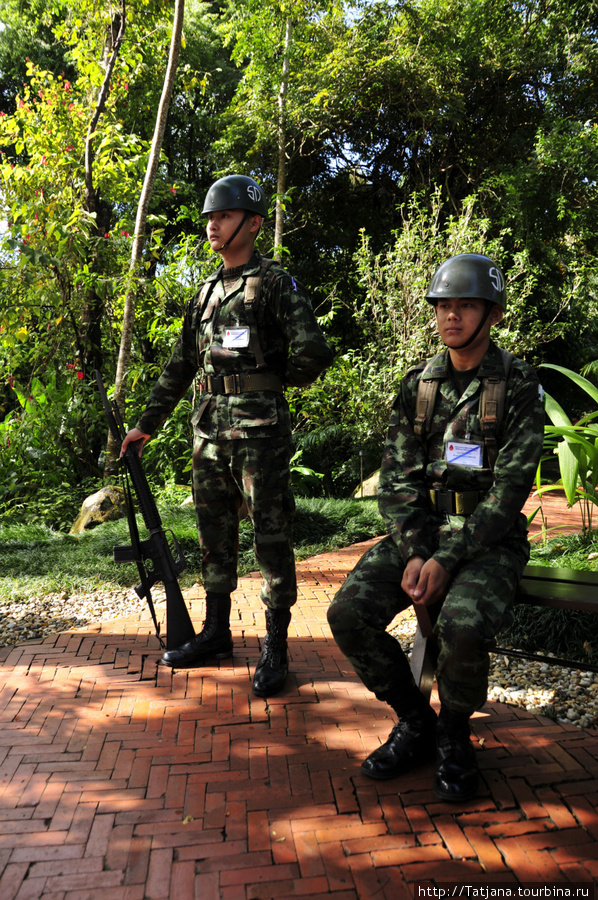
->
xmin=95 ymin=371 xmax=196 ymax=650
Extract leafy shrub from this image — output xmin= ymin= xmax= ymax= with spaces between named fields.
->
xmin=498 ymin=605 xmax=598 ymax=664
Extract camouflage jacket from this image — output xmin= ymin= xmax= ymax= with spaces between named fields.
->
xmin=378 ymin=341 xmax=545 ymax=573
xmin=136 ymin=252 xmax=334 ymax=440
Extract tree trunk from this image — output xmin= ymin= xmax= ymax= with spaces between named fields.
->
xmin=274 ymin=17 xmax=292 ymax=261
xmin=78 ymin=5 xmax=126 ymax=378
xmin=104 ymin=0 xmax=186 ymax=476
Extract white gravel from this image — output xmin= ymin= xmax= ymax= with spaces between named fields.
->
xmin=0 ymin=588 xmax=148 ymax=646
xmin=391 ymin=609 xmax=598 ymax=731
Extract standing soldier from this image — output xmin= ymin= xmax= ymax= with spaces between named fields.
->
xmin=327 ymin=253 xmax=544 ymax=801
xmin=122 ymin=174 xmax=334 ymax=697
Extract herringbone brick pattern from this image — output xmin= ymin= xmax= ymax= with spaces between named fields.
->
xmin=0 ymin=491 xmax=596 ymax=898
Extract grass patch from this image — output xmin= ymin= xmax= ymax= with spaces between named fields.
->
xmin=0 ymin=497 xmax=385 ymax=604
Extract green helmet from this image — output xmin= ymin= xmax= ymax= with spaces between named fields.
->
xmin=202 ymin=175 xmax=269 ymax=217
xmin=425 ymin=253 xmax=507 ymax=311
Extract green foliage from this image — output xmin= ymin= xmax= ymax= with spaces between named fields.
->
xmin=0 ymin=0 xmax=596 ymax=516
xmin=0 ymin=368 xmax=105 ymax=528
xmin=137 ymin=398 xmax=195 ymax=485
xmin=289 ymin=450 xmax=324 ymax=497
xmin=537 ymin=364 xmax=598 ymax=533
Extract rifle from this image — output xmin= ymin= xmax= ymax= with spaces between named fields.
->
xmin=95 ymin=371 xmax=196 ymax=650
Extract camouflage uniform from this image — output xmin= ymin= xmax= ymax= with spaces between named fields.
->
xmin=137 ymin=250 xmax=334 ymax=609
xmin=328 ymin=341 xmax=544 ymax=714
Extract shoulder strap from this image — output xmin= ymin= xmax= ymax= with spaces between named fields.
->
xmin=244 ymin=257 xmax=275 ymax=370
xmin=479 ymin=349 xmax=515 ymax=471
xmin=413 ymin=356 xmax=442 ymax=437
xmin=414 ymin=374 xmax=439 ymax=437
xmin=197 ymin=280 xmax=212 ymax=308
xmin=196 ymin=273 xmax=218 ymax=322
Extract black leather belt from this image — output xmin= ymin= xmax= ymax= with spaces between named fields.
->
xmin=429 ymin=488 xmax=486 ymax=516
xmin=205 ymin=373 xmax=283 ymax=395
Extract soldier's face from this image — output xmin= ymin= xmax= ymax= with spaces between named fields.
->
xmin=206 ymin=209 xmax=261 ymax=252
xmin=435 ymin=297 xmax=501 ymax=349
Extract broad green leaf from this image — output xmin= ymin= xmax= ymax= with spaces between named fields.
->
xmin=541 ymin=364 xmax=598 ymax=407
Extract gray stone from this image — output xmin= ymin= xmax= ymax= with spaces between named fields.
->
xmin=69 ymin=485 xmax=127 ymax=534
xmin=352 ymin=469 xmax=380 ymax=498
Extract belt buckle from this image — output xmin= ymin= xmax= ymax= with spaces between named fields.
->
xmin=223 ymin=374 xmax=241 ymax=394
xmin=454 ymin=492 xmax=467 ymax=515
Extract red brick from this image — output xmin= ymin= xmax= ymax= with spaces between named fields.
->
xmin=220 ymin=861 xmax=300 ymax=887
xmin=435 ymin=815 xmax=477 ymax=859
xmin=318 ymin=840 xmax=354 ymax=892
xmin=295 ymin=830 xmax=326 ymax=878
xmin=315 ymin=821 xmax=386 ymax=843
xmin=342 ymin=833 xmax=415 ymax=857
xmin=247 ymin=808 xmax=270 ymax=853
xmin=176 ymin=839 xmax=243 ymax=861
xmin=463 ymin=824 xmax=508 ymax=872
xmin=0 ymin=862 xmax=28 ymax=900
xmin=269 ymin=819 xmax=297 ymax=864
xmin=372 ymin=844 xmax=451 ymax=867
xmin=123 ymin=836 xmax=151 ymax=885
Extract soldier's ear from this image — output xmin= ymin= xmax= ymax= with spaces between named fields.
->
xmin=489 ymin=304 xmax=504 ymax=326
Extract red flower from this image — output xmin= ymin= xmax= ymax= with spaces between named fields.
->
xmin=76 ymin=371 xmax=84 ymax=380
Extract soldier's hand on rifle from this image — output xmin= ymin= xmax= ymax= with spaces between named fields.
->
xmin=120 ymin=428 xmax=151 ymax=458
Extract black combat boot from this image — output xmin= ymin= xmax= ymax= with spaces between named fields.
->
xmin=160 ymin=592 xmax=233 ymax=667
xmin=361 ymin=687 xmax=437 ymax=780
xmin=252 ymin=608 xmax=292 ymax=697
xmin=433 ymin=705 xmax=478 ymax=802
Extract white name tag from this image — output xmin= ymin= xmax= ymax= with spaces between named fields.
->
xmin=223 ymin=327 xmax=250 ymax=349
xmin=446 ymin=441 xmax=483 ymax=468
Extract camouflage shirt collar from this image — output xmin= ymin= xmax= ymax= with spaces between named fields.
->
xmin=422 ymin=340 xmax=503 ymax=381
xmin=475 ymin=341 xmax=506 ymax=378
xmin=205 ymin=250 xmax=263 ymax=284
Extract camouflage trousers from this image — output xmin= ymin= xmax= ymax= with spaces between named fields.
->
xmin=192 ymin=434 xmax=297 ymax=610
xmin=327 ymin=534 xmax=528 ymax=714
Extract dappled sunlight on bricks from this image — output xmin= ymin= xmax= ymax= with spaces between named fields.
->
xmin=0 ymin=524 xmax=597 ymax=896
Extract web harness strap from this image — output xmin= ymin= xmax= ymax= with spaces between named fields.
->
xmin=414 ymin=349 xmax=515 ymax=471
xmin=243 ymin=257 xmax=275 ymax=370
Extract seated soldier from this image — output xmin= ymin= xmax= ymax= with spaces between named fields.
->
xmin=327 ymin=253 xmax=545 ymax=801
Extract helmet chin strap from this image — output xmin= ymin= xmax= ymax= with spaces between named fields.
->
xmin=447 ymin=301 xmax=494 ymax=351
xmin=216 ymin=210 xmax=250 ymax=252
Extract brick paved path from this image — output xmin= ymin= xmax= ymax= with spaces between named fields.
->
xmin=0 ymin=491 xmax=597 ymax=898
